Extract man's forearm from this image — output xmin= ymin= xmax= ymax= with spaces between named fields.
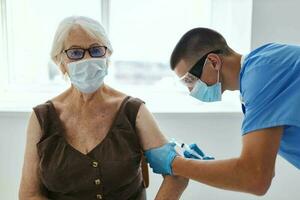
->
xmin=172 ymin=156 xmax=272 ymax=195
xmin=154 ymin=175 xmax=188 ymax=200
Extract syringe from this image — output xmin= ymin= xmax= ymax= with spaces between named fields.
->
xmin=171 ymin=139 xmax=203 ymax=159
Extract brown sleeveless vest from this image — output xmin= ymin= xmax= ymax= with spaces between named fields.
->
xmin=33 ymin=96 xmax=147 ymax=200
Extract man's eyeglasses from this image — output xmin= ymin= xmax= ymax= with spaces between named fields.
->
xmin=179 ymin=50 xmax=222 ymax=87
xmin=63 ymin=46 xmax=107 ymax=60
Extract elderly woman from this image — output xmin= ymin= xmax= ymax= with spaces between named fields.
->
xmin=19 ymin=16 xmax=188 ymax=200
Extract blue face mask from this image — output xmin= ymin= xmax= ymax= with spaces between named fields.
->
xmin=67 ymin=58 xmax=108 ymax=93
xmin=190 ymin=71 xmax=222 ymax=102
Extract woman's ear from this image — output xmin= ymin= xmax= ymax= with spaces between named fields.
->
xmin=56 ymin=54 xmax=68 ymax=74
xmin=106 ymin=58 xmax=111 ymax=68
xmin=57 ymin=56 xmax=69 ymax=81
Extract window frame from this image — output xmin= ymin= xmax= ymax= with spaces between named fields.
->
xmin=0 ymin=0 xmax=9 ymax=92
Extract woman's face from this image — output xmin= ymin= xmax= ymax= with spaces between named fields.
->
xmin=60 ymin=26 xmax=109 ymax=74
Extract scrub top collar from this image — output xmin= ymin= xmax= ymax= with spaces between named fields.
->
xmin=240 ymin=54 xmax=246 ymax=68
xmin=240 ymin=54 xmax=246 ymax=107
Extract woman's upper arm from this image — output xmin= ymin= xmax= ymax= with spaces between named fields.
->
xmin=136 ymin=104 xmax=189 ymax=198
xmin=135 ymin=104 xmax=167 ymax=151
xmin=19 ymin=111 xmax=44 ymax=198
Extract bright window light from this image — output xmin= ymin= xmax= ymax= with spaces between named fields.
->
xmin=0 ymin=0 xmax=252 ymax=112
xmin=5 ymin=0 xmax=102 ymax=86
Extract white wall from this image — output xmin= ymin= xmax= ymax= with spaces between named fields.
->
xmin=251 ymin=0 xmax=300 ymax=48
xmin=1 ymin=112 xmax=300 ymax=199
xmin=0 ymin=112 xmax=29 ymax=200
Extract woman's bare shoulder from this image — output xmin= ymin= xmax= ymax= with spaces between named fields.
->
xmin=104 ymin=85 xmax=129 ymax=102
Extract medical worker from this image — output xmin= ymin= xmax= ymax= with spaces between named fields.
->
xmin=145 ymin=28 xmax=300 ymax=195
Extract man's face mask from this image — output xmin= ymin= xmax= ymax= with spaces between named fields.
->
xmin=179 ymin=50 xmax=222 ymax=102
xmin=189 ymin=70 xmax=222 ymax=102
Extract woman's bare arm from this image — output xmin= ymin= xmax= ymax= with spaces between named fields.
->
xmin=19 ymin=112 xmax=48 ymax=200
xmin=136 ymin=104 xmax=188 ymax=200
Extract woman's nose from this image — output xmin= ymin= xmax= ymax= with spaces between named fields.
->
xmin=83 ymin=49 xmax=92 ymax=59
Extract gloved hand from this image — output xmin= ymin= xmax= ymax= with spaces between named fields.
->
xmin=183 ymin=143 xmax=215 ymax=160
xmin=144 ymin=142 xmax=178 ymax=175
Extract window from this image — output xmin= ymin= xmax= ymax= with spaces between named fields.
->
xmin=2 ymin=0 xmax=103 ymax=89
xmin=0 ymin=0 xmax=252 ymax=112
xmin=108 ymin=0 xmax=212 ymax=89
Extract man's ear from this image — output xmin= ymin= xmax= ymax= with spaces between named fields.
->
xmin=207 ymin=54 xmax=222 ymax=71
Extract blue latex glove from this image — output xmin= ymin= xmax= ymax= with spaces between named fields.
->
xmin=183 ymin=143 xmax=215 ymax=160
xmin=144 ymin=142 xmax=178 ymax=175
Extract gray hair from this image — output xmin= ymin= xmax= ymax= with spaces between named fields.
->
xmin=50 ymin=16 xmax=113 ymax=64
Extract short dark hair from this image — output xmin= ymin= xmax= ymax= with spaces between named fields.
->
xmin=170 ymin=28 xmax=233 ymax=70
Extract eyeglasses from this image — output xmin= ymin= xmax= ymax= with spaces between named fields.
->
xmin=179 ymin=50 xmax=222 ymax=87
xmin=63 ymin=46 xmax=107 ymax=60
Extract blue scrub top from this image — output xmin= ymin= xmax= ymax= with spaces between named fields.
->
xmin=240 ymin=43 xmax=300 ymax=169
